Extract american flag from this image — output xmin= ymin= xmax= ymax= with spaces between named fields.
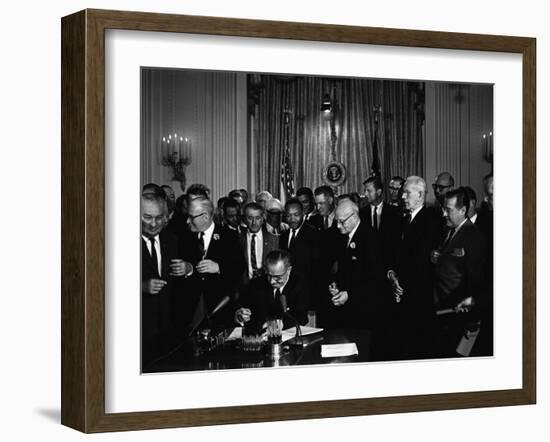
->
xmin=280 ymin=111 xmax=295 ymax=204
xmin=280 ymin=145 xmax=295 ymax=204
xmin=370 ymin=122 xmax=381 ymax=177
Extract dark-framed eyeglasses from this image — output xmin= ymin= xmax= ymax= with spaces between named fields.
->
xmin=188 ymin=212 xmax=207 ymax=221
xmin=266 ymin=270 xmax=288 ymax=281
xmin=335 ymin=213 xmax=354 ymax=225
xmin=432 ymin=184 xmax=451 ymax=191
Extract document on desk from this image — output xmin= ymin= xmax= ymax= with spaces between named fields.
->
xmin=281 ymin=326 xmax=323 ymax=343
xmin=226 ymin=326 xmax=323 ymax=342
xmin=321 ymin=343 xmax=359 ymax=358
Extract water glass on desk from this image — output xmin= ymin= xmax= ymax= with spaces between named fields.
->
xmin=242 ymin=322 xmax=263 ymax=352
xmin=266 ymin=319 xmax=282 ymax=345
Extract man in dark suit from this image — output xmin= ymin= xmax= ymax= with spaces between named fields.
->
xmin=387 ymin=176 xmax=440 ymax=360
xmin=175 ymin=196 xmax=245 ymax=335
xmin=280 ymin=198 xmax=320 ymax=282
xmin=220 ymin=197 xmax=245 ymax=235
xmin=432 ymin=188 xmax=487 ymax=357
xmin=309 ymin=185 xmax=336 ymax=231
xmin=360 ymin=176 xmax=402 ymax=237
xmin=387 ymin=176 xmax=405 ymax=209
xmin=234 ymin=250 xmax=310 ymax=329
xmin=141 ymin=194 xmax=191 ymax=367
xmin=307 ymin=186 xmax=341 ymax=325
xmin=359 ymin=177 xmax=402 ymax=353
xmin=326 ymin=200 xmax=376 ymax=329
xmin=239 ymin=202 xmax=279 ymax=287
xmin=280 ymin=198 xmax=320 ymax=322
xmin=296 ymin=187 xmax=317 ymax=224
xmin=432 ymin=171 xmax=455 ymax=238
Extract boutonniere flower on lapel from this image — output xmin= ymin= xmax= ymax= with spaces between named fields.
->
xmin=213 ymin=233 xmax=220 ymax=241
xmin=350 ymin=242 xmax=356 ymax=249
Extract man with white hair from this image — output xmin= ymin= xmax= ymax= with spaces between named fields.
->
xmin=386 ymin=176 xmax=440 ymax=359
xmin=326 ymin=199 xmax=377 ymax=329
xmin=175 ymin=196 xmax=245 ymax=335
xmin=255 ymin=190 xmax=273 ymax=210
xmin=265 ymin=198 xmax=289 ymax=235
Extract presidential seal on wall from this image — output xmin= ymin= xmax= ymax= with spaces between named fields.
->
xmin=323 ymin=160 xmax=347 ymax=187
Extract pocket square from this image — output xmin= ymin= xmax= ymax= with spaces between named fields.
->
xmin=351 ymin=256 xmax=358 ymax=261
xmin=451 ymin=248 xmax=465 ymax=257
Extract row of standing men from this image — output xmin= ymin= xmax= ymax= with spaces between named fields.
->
xmin=141 ymin=172 xmax=494 ymax=366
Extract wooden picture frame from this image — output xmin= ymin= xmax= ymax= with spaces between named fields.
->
xmin=61 ymin=9 xmax=536 ymax=433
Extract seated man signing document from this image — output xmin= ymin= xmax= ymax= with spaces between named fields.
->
xmin=234 ymin=250 xmax=310 ymax=330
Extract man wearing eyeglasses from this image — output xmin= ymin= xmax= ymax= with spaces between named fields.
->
xmin=141 ymin=193 xmax=190 ymax=366
xmin=432 ymin=172 xmax=455 ymax=207
xmin=325 ymin=200 xmax=376 ymax=329
xmin=174 ymin=196 xmax=245 ymax=335
xmin=234 ymin=250 xmax=310 ymax=329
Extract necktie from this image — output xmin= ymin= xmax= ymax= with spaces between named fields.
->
xmin=275 ymin=288 xmax=281 ymax=299
xmin=323 ymin=216 xmax=328 ymax=230
xmin=289 ymin=229 xmax=296 ymax=248
xmin=148 ymin=237 xmax=160 ymax=278
xmin=250 ymin=234 xmax=259 ymax=277
xmin=442 ymin=228 xmax=456 ymax=249
xmin=405 ymin=211 xmax=412 ymax=224
xmin=372 ymin=207 xmax=378 ymax=230
xmin=198 ymin=232 xmax=205 ymax=259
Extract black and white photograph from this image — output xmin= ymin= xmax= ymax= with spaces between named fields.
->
xmin=140 ymin=68 xmax=494 ymax=373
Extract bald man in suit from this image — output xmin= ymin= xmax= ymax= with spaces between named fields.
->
xmin=326 ymin=199 xmax=378 ymax=329
xmin=141 ymin=194 xmax=191 ymax=367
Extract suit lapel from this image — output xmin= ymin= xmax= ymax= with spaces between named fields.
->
xmin=262 ymin=231 xmax=269 ymax=263
xmin=205 ymin=225 xmax=220 ymax=260
xmin=442 ymin=221 xmax=469 ymax=253
xmin=280 ymin=230 xmax=290 ymax=250
xmin=240 ymin=232 xmax=249 ymax=265
xmin=142 ymin=238 xmax=154 ymax=270
xmin=159 ymin=234 xmax=168 ymax=277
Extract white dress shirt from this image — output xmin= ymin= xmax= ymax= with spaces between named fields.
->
xmin=201 ymin=222 xmax=216 ymax=255
xmin=246 ymin=229 xmax=264 ymax=279
xmin=409 ymin=205 xmax=424 ymax=223
xmin=347 ymin=221 xmax=361 ymax=247
xmin=287 ymin=224 xmax=303 ymax=248
xmin=371 ymin=201 xmax=384 ymax=228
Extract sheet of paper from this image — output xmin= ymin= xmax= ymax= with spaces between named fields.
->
xmin=321 ymin=343 xmax=359 ymax=358
xmin=225 ymin=327 xmax=243 ymax=341
xmin=281 ymin=326 xmax=323 ymax=343
xmin=226 ymin=326 xmax=323 ymax=343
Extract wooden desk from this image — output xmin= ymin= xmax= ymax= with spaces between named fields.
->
xmin=143 ymin=328 xmax=373 ymax=373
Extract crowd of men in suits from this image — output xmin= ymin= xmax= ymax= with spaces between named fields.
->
xmin=141 ymin=171 xmax=494 ymax=366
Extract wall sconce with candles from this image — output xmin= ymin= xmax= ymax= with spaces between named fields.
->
xmin=161 ymin=133 xmax=192 ymax=183
xmin=482 ymin=130 xmax=493 ymax=163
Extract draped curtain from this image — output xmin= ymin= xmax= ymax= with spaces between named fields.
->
xmin=252 ymin=75 xmax=424 ymax=197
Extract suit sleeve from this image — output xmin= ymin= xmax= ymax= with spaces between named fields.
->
xmin=217 ymin=232 xmax=246 ymax=295
xmin=466 ymin=231 xmax=487 ymax=306
xmin=291 ymin=277 xmax=311 ymax=326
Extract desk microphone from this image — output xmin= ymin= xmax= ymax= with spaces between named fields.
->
xmin=278 ymin=293 xmax=303 ymax=348
xmin=209 ymin=295 xmax=231 ymax=318
xmin=188 ymin=295 xmax=231 ymax=337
